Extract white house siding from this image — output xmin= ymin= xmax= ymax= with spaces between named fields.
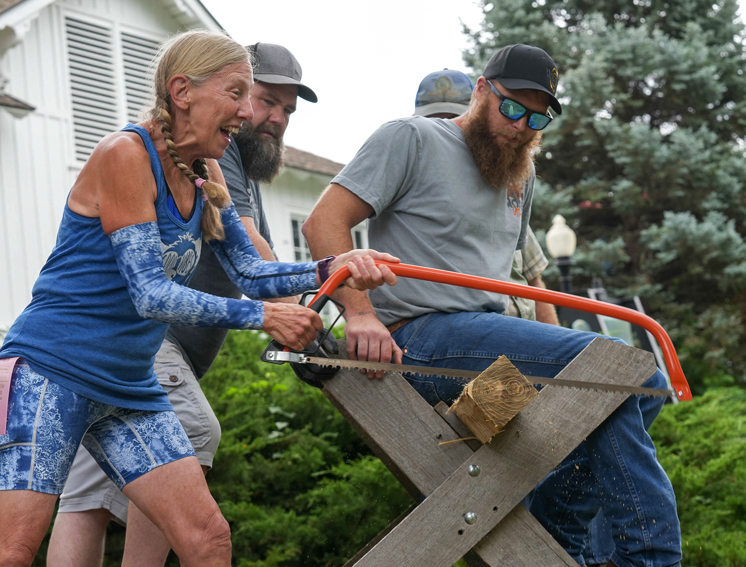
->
xmin=1 ymin=5 xmax=73 ymax=328
xmin=260 ymin=167 xmax=333 ymax=264
xmin=0 ymin=0 xmax=205 ymax=327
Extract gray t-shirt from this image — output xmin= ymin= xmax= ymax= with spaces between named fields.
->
xmin=332 ymin=116 xmax=533 ymax=326
xmin=166 ymin=139 xmax=275 ymax=378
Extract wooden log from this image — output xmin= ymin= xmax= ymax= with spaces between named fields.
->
xmin=449 ymin=356 xmax=538 ymax=443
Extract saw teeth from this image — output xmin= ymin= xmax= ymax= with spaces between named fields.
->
xmin=413 ymin=371 xmax=463 ymax=380
xmin=534 ymin=384 xmax=624 ymax=395
xmin=299 ymin=357 xmax=673 ymax=398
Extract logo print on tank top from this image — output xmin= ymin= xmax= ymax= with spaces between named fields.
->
xmin=161 ymin=233 xmax=202 ymax=281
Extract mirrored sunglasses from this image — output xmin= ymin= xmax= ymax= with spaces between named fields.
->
xmin=488 ymin=81 xmax=553 ymax=131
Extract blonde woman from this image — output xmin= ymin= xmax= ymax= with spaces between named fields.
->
xmin=0 ymin=30 xmax=397 ymax=567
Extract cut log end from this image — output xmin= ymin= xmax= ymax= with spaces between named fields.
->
xmin=449 ymin=356 xmax=538 ymax=443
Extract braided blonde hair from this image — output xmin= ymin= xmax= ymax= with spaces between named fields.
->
xmin=148 ymin=30 xmax=250 ymax=241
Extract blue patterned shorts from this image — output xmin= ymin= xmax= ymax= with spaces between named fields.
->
xmin=0 ymin=362 xmax=195 ymax=494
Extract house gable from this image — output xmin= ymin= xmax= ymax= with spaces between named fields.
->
xmin=284 ymin=147 xmax=344 ymax=177
xmin=0 ymin=0 xmax=25 ymax=17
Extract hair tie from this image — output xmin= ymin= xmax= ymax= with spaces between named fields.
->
xmin=195 ymin=178 xmax=209 ymax=201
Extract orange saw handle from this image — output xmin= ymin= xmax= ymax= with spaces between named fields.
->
xmin=311 ymin=261 xmax=692 ymax=401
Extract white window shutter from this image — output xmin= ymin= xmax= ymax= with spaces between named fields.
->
xmin=65 ymin=17 xmax=119 ymax=162
xmin=121 ymin=32 xmax=159 ymax=123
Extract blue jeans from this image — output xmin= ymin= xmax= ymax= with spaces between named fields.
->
xmin=392 ymin=312 xmax=682 ymax=567
xmin=580 ymin=369 xmax=669 ymax=567
xmin=585 ymin=510 xmax=614 ymax=565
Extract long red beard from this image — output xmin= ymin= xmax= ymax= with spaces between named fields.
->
xmin=462 ymin=97 xmax=542 ymax=189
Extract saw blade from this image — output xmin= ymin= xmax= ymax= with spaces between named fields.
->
xmin=302 ymin=356 xmax=674 ymax=398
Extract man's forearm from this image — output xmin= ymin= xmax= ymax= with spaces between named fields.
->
xmin=528 ymin=275 xmax=560 ymax=326
xmin=241 ymin=216 xmax=297 ymax=304
xmin=302 ymin=184 xmax=402 ymax=370
xmin=240 ymin=217 xmax=276 ymax=261
xmin=302 ymin=215 xmax=375 ymax=318
xmin=535 ymin=300 xmax=560 ymax=326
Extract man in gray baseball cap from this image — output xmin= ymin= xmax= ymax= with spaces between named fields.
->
xmin=251 ymin=42 xmax=317 ymax=102
xmin=47 ymin=43 xmax=317 ymax=567
xmin=226 ymin=43 xmax=316 ymax=199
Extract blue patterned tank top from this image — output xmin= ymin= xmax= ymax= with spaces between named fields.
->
xmin=0 ymin=124 xmax=204 ymax=410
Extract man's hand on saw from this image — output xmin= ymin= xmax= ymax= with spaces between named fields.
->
xmin=345 ymin=311 xmax=403 ymax=379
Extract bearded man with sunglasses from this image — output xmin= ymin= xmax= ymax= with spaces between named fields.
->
xmin=303 ymin=44 xmax=682 ymax=567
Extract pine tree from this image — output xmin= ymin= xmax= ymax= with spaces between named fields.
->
xmin=464 ymin=0 xmax=746 ymax=390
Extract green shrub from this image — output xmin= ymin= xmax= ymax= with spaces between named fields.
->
xmin=650 ymin=387 xmax=746 ymax=567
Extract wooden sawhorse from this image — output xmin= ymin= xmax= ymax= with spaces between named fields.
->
xmin=320 ymin=338 xmax=658 ymax=567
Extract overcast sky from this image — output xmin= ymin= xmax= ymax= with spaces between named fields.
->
xmin=201 ymin=0 xmax=484 ymax=164
xmin=202 ymin=0 xmax=746 ymax=165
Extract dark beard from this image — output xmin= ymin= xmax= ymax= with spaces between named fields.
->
xmin=233 ymin=123 xmax=285 ymax=183
xmin=462 ymin=96 xmax=541 ymax=189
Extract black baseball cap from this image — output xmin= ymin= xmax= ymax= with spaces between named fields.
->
xmin=247 ymin=43 xmax=317 ymax=103
xmin=483 ymin=44 xmax=561 ymax=114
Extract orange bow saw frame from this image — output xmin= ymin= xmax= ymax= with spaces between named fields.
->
xmin=310 ymin=261 xmax=692 ymax=401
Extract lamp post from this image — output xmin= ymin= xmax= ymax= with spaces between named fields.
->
xmin=546 ymin=214 xmax=577 ymax=293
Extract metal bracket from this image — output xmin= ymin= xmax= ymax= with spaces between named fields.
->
xmin=262 ymin=351 xmax=309 ymax=364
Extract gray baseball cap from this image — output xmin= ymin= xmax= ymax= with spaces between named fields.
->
xmin=414 ymin=69 xmax=474 ymax=117
xmin=247 ymin=42 xmax=317 ymax=103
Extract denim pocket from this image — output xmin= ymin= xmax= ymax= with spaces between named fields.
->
xmin=401 ymin=374 xmax=442 ymax=406
xmin=393 ymin=313 xmax=435 ymax=363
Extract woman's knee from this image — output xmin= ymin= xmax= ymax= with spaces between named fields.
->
xmin=173 ymin=505 xmax=232 ymax=562
xmin=202 ymin=508 xmax=232 ymax=554
xmin=0 ymin=491 xmax=57 ymax=567
xmin=0 ymin=539 xmax=38 ymax=567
